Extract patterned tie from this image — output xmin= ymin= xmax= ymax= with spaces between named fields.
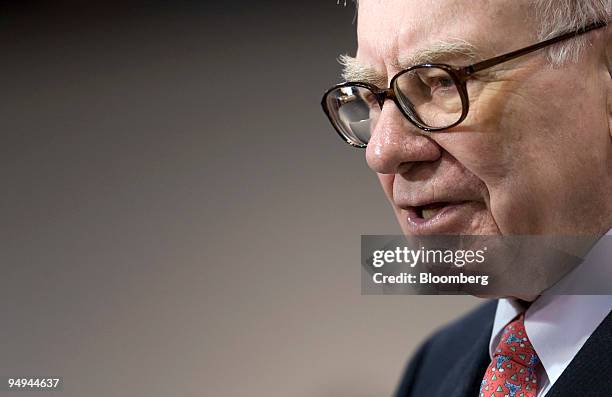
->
xmin=479 ymin=314 xmax=539 ymax=397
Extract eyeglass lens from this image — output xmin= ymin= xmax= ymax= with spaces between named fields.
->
xmin=324 ymin=66 xmax=466 ymax=145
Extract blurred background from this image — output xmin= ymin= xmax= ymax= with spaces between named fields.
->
xmin=0 ymin=1 xmax=479 ymax=396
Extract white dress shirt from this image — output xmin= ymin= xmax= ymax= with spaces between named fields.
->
xmin=489 ymin=229 xmax=612 ymax=396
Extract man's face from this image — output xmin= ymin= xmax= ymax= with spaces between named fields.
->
xmin=357 ymin=0 xmax=612 ymax=236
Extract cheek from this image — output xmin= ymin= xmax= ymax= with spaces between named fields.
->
xmin=438 ymin=135 xmax=530 ymax=233
xmin=436 ymin=132 xmax=510 ymax=182
xmin=432 ymin=68 xmax=608 ymax=234
xmin=442 ymin=78 xmax=539 ymax=181
xmin=430 ymin=80 xmax=544 ymax=233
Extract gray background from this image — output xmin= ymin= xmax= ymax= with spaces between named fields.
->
xmin=0 ymin=2 xmax=479 ymax=396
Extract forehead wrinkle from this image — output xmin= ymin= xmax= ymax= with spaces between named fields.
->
xmin=393 ymin=39 xmax=483 ymax=69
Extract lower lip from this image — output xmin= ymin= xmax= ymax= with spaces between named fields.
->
xmin=405 ymin=202 xmax=471 ymax=234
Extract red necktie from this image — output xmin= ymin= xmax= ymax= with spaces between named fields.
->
xmin=480 ymin=314 xmax=539 ymax=397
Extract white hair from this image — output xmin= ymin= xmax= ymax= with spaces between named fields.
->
xmin=534 ymin=0 xmax=611 ymax=64
xmin=345 ymin=0 xmax=611 ymax=65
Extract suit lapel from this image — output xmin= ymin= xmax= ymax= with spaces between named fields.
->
xmin=435 ymin=313 xmax=494 ymax=397
xmin=546 ymin=310 xmax=612 ymax=397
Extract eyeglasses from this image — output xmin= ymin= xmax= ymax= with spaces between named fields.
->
xmin=321 ymin=21 xmax=607 ymax=148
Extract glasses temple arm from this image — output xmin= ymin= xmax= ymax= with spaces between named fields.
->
xmin=460 ymin=21 xmax=607 ymax=77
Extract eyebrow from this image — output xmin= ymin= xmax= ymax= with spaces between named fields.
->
xmin=338 ymin=54 xmax=387 ymax=86
xmin=339 ymin=39 xmax=482 ymax=86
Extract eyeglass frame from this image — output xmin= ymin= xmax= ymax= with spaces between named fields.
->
xmin=321 ymin=21 xmax=607 ymax=148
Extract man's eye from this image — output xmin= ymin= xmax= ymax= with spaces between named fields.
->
xmin=426 ymin=76 xmax=456 ymax=92
xmin=361 ymin=92 xmax=379 ymax=107
xmin=436 ymin=77 xmax=455 ymax=88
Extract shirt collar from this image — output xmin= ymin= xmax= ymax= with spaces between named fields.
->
xmin=489 ymin=229 xmax=612 ymax=386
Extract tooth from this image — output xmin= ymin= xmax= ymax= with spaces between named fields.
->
xmin=422 ymin=208 xmax=437 ymax=220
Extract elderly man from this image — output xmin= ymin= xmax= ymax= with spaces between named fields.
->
xmin=321 ymin=1 xmax=611 ymax=396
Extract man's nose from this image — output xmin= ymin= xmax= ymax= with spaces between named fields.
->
xmin=365 ymin=102 xmax=442 ymax=174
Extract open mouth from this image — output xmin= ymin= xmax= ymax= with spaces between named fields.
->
xmin=408 ymin=201 xmax=467 ymax=224
xmin=417 ymin=202 xmax=449 ymax=220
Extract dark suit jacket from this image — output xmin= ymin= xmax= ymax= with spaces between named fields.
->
xmin=394 ymin=300 xmax=612 ymax=397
